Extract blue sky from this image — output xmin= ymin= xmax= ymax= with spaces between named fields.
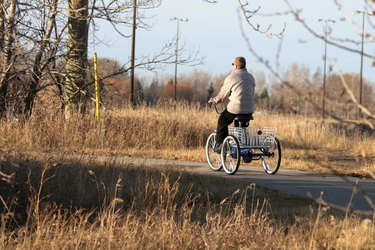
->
xmin=91 ymin=0 xmax=375 ymax=84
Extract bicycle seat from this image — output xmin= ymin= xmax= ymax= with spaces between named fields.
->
xmin=234 ymin=113 xmax=254 ymax=127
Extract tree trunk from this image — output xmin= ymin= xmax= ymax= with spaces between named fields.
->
xmin=0 ymin=0 xmax=5 ymax=51
xmin=0 ymin=0 xmax=16 ymax=118
xmin=64 ymin=0 xmax=89 ymax=119
xmin=23 ymin=0 xmax=58 ymax=119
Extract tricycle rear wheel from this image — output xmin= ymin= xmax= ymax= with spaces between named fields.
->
xmin=261 ymin=137 xmax=281 ymax=175
xmin=221 ymin=135 xmax=240 ymax=175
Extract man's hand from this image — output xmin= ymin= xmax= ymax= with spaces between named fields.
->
xmin=208 ymin=97 xmax=215 ymax=108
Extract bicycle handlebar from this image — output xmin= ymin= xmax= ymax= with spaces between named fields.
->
xmin=209 ymin=101 xmax=224 ymax=115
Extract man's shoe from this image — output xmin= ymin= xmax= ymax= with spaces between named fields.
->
xmin=213 ymin=144 xmax=222 ymax=154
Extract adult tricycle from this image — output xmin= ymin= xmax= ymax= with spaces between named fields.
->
xmin=205 ymin=112 xmax=281 ymax=175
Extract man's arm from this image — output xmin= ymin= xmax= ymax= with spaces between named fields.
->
xmin=211 ymin=78 xmax=232 ymax=104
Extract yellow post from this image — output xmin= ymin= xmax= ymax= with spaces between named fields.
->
xmin=93 ymin=52 xmax=100 ymax=121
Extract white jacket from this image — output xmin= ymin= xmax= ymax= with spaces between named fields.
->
xmin=213 ymin=68 xmax=255 ymax=114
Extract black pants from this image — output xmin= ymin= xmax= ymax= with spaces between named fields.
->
xmin=216 ymin=109 xmax=237 ymax=145
xmin=216 ymin=109 xmax=252 ymax=145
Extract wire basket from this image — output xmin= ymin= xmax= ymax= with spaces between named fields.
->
xmin=229 ymin=127 xmax=276 ymax=147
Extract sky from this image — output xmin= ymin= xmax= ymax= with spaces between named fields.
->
xmin=91 ymin=0 xmax=375 ymax=85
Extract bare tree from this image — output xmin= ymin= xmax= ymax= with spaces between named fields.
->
xmin=64 ymin=0 xmax=89 ymax=119
xmin=23 ymin=0 xmax=59 ymax=118
xmin=0 ymin=0 xmax=16 ymax=118
xmin=0 ymin=0 xmax=68 ymax=119
xmin=0 ymin=0 xmax=5 ymax=51
xmin=234 ymin=0 xmax=375 ymax=127
xmin=0 ymin=0 xmax=203 ymax=119
xmin=64 ymin=0 xmax=205 ymax=114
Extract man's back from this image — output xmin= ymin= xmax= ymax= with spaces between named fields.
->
xmin=208 ymin=56 xmax=255 ymax=150
xmin=226 ymin=68 xmax=255 ymax=114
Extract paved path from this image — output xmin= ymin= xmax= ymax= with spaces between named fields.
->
xmin=71 ymin=154 xmax=375 ymax=217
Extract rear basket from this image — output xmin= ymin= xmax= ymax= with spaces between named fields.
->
xmin=229 ymin=127 xmax=276 ymax=147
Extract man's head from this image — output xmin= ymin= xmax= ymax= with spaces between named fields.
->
xmin=232 ymin=57 xmax=246 ymax=69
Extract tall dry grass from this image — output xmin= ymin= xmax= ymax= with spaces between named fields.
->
xmin=1 ymin=104 xmax=209 ymax=159
xmin=1 ymin=103 xmax=374 ymax=249
xmin=0 ymin=104 xmax=375 ymax=174
xmin=0 ymin=158 xmax=373 ymax=249
xmin=3 ymin=201 xmax=372 ymax=249
xmin=1 ymin=103 xmax=374 ymax=175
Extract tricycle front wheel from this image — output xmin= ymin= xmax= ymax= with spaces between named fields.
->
xmin=205 ymin=133 xmax=222 ymax=171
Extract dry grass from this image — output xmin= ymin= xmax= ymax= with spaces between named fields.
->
xmin=0 ymin=101 xmax=374 ymax=249
xmin=0 ymin=157 xmax=374 ymax=249
xmin=1 ymin=103 xmax=374 ymax=175
xmin=5 ymin=203 xmax=373 ymax=249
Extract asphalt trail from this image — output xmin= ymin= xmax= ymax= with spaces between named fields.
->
xmin=67 ymin=154 xmax=375 ymax=217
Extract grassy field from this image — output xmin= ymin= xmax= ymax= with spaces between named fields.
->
xmin=1 ymin=104 xmax=374 ymax=176
xmin=0 ymin=156 xmax=374 ymax=249
xmin=0 ymin=104 xmax=374 ymax=249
